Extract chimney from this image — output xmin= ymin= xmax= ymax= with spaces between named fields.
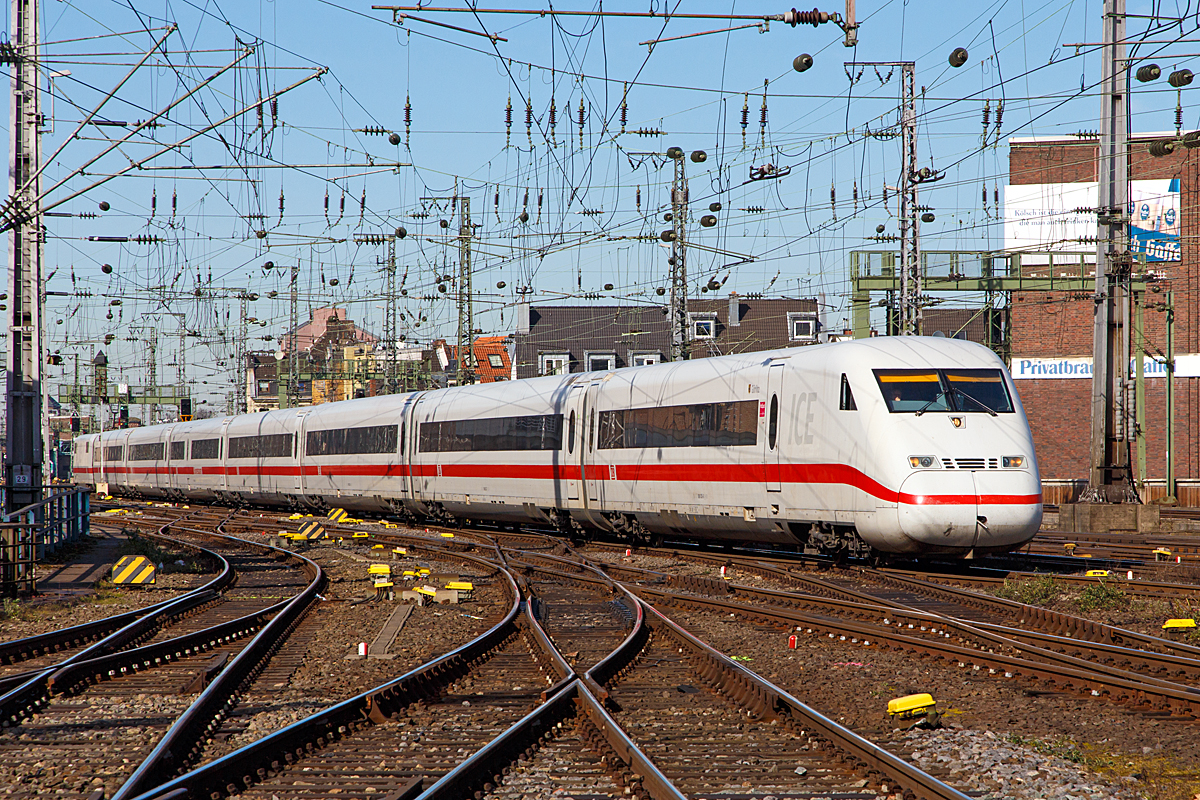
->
xmin=516 ymin=297 xmax=530 ymax=335
xmin=818 ymin=292 xmax=829 ymax=342
xmin=728 ymin=293 xmax=740 ymax=327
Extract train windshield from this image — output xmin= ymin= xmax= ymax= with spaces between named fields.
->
xmin=874 ymin=369 xmax=1013 ymax=414
xmin=875 ymin=371 xmax=948 ymax=413
xmin=943 ymin=369 xmax=1014 ymax=414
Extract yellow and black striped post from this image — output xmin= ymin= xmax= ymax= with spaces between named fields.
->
xmin=327 ymin=508 xmax=349 ymax=524
xmin=112 ymin=555 xmax=156 ymax=585
xmin=299 ymin=520 xmax=326 ymax=540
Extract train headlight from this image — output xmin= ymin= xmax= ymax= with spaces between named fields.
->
xmin=1002 ymin=456 xmax=1026 ymax=468
xmin=908 ymin=456 xmax=938 ymax=469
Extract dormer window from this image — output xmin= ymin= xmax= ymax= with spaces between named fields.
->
xmin=689 ymin=312 xmax=718 ymax=339
xmin=788 ymin=312 xmax=818 ymax=341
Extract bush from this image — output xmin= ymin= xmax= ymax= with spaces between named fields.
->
xmin=996 ymin=575 xmax=1062 ymax=606
xmin=1077 ymin=582 xmax=1128 ymax=613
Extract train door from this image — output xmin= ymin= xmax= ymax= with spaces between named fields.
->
xmin=294 ymin=410 xmax=309 ymax=493
xmin=219 ymin=418 xmax=232 ymax=492
xmin=399 ymin=394 xmax=423 ymax=503
xmin=764 ymin=362 xmax=784 ymax=492
xmin=583 ymin=382 xmax=601 ymax=504
xmin=410 ymin=394 xmax=430 ymax=504
xmin=563 ymin=385 xmax=586 ymax=502
xmin=163 ymin=426 xmax=176 ymax=495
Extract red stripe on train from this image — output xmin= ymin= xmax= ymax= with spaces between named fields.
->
xmin=85 ymin=459 xmax=1040 ymax=506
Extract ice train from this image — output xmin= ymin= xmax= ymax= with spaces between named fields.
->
xmin=74 ymin=337 xmax=1042 ymax=557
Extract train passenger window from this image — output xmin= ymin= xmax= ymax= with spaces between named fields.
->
xmin=307 ymin=425 xmax=397 ymax=456
xmin=597 ymin=400 xmax=758 ymax=449
xmin=129 ymin=442 xmax=165 ymax=461
xmin=418 ymin=414 xmax=563 ymax=452
xmin=191 ymin=438 xmax=221 ymax=460
xmin=567 ymin=411 xmax=576 ymax=454
xmin=229 ymin=433 xmax=294 ymax=459
xmin=839 ymin=374 xmax=857 ymax=411
xmin=170 ymin=441 xmax=186 ymax=460
xmin=768 ymin=395 xmax=779 ymax=450
xmin=104 ymin=445 xmax=124 ymax=462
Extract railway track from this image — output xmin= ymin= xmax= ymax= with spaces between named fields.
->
xmin=567 ymin=546 xmax=1200 ymax=721
xmin=0 ymin=507 xmax=325 ymax=799
xmin=0 ymin=507 xmax=234 ymax=699
xmin=128 ymin=531 xmax=978 ymax=800
xmin=0 ymin=504 xmax=1183 ymax=799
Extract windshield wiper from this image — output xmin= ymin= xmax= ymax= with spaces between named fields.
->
xmin=949 ymin=387 xmax=998 ymax=416
xmin=913 ymin=391 xmax=949 ymax=417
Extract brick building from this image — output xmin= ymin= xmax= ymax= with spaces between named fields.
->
xmin=1006 ymin=134 xmax=1196 ymax=502
xmin=512 ymin=295 xmax=819 ymax=379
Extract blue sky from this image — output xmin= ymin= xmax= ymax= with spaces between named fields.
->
xmin=15 ymin=0 xmax=1197 ymax=407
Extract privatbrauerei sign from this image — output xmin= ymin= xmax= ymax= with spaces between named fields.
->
xmin=1011 ymin=354 xmax=1200 ymax=379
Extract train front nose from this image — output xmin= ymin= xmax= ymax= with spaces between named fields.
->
xmin=975 ymin=470 xmax=1043 ymax=550
xmin=896 ymin=472 xmax=978 ymax=551
xmin=895 ymin=470 xmax=1041 ymax=553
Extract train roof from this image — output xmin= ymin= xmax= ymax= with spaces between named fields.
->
xmin=89 ymin=337 xmax=1005 ymax=443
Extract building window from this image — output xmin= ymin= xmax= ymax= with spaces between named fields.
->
xmin=487 ymin=353 xmax=504 ymax=369
xmin=257 ymin=380 xmax=271 ymax=395
xmin=788 ymin=313 xmax=818 ymax=341
xmin=631 ymin=352 xmax=661 ymax=367
xmin=540 ymin=353 xmax=570 ymax=376
xmin=690 ymin=313 xmax=717 ymax=339
xmin=586 ymin=352 xmax=616 ymax=372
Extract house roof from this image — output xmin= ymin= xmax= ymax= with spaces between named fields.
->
xmin=472 ymin=336 xmax=512 ymax=381
xmin=281 ymin=306 xmax=378 ymax=354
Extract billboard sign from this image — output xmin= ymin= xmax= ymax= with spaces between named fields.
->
xmin=1011 ymin=353 xmax=1200 ymax=379
xmin=1004 ymin=179 xmax=1180 ymax=262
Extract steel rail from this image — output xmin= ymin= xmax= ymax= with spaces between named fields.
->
xmin=591 ymin=554 xmax=1200 ymax=684
xmin=0 ymin=526 xmax=216 ymax=665
xmin=882 ymin=566 xmax=1200 ymax=599
xmin=631 ymin=583 xmax=1200 ymax=715
xmin=505 ymin=546 xmax=650 ymax=703
xmin=130 ymin=549 xmax=524 ymax=800
xmin=712 ymin=575 xmax=1200 ymax=682
xmin=0 ymin=511 xmax=238 ymax=724
xmin=113 ymin=532 xmax=326 ymax=800
xmin=637 ymin=599 xmax=973 ymax=800
xmin=857 ymin=566 xmax=1200 ymax=658
xmin=415 ymin=680 xmax=687 ymax=800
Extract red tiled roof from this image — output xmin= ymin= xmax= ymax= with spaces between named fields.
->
xmin=473 ymin=336 xmax=511 ymax=382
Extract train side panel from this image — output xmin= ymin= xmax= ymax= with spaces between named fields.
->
xmin=298 ymin=394 xmax=410 ymax=514
xmin=410 ymin=375 xmax=577 ymax=525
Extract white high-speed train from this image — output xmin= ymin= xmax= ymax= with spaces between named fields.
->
xmin=74 ymin=337 xmax=1042 ymax=557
